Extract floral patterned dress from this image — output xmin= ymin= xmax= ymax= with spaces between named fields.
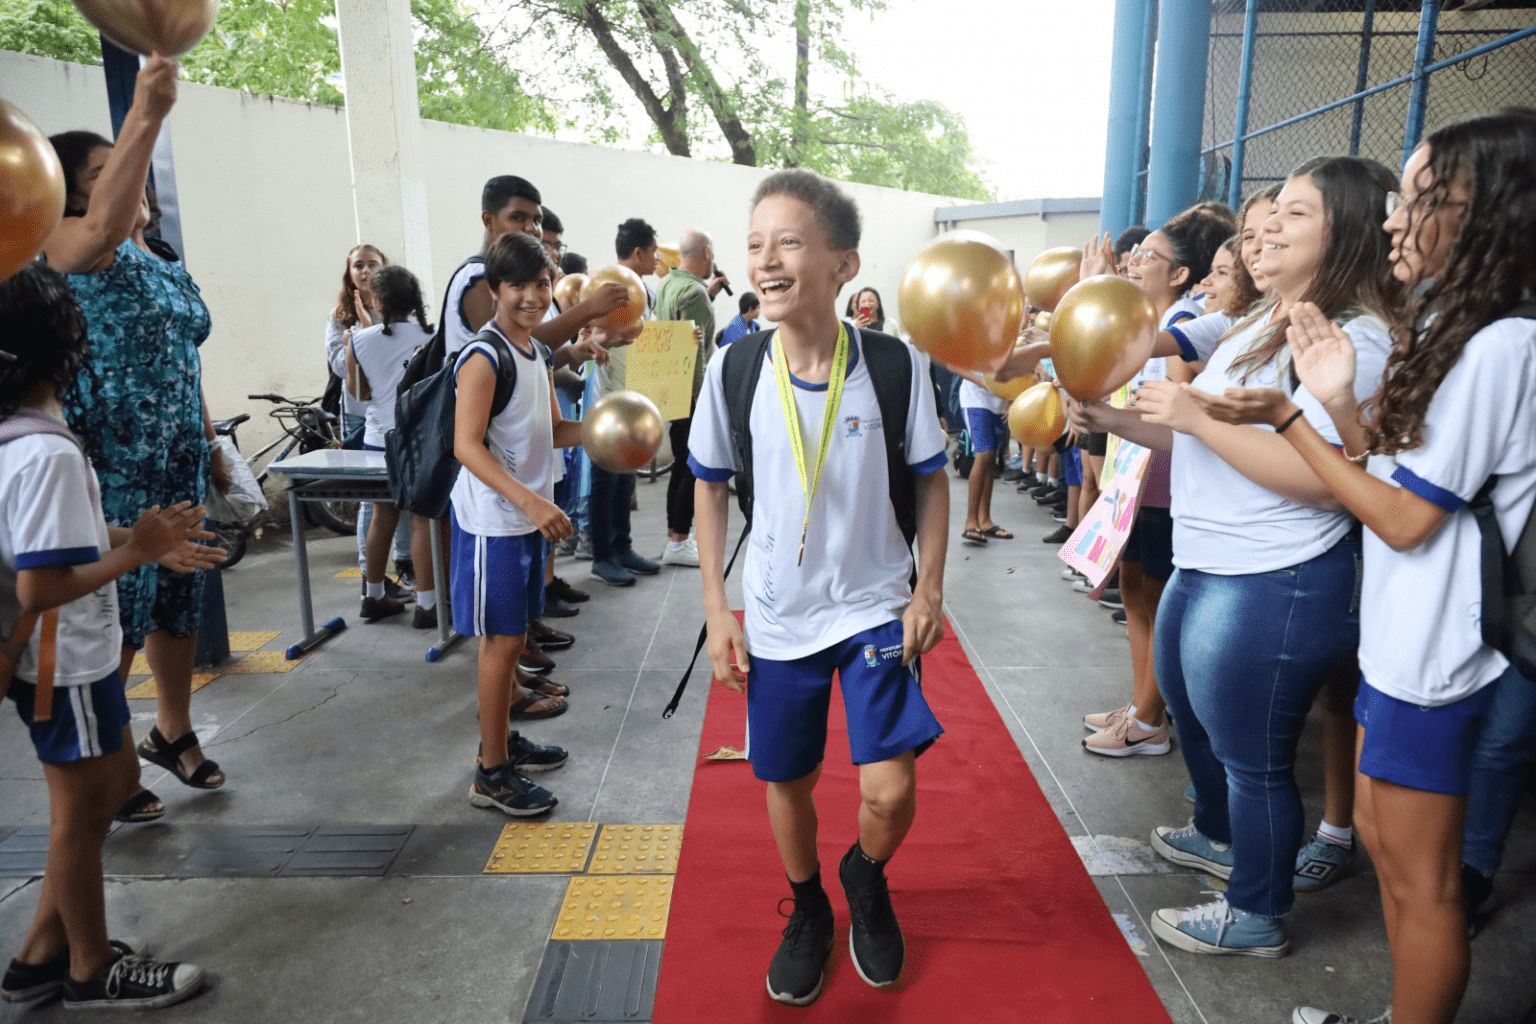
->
xmin=64 ymin=240 xmax=211 ymax=648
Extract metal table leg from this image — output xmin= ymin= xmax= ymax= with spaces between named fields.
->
xmin=425 ymin=515 xmax=464 ymax=663
xmin=283 ymin=489 xmax=347 ymax=660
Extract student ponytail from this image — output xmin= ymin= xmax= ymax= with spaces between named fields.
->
xmin=369 ymin=265 xmax=433 ymax=338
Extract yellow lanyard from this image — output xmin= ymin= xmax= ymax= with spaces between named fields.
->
xmin=770 ymin=323 xmax=850 ymax=566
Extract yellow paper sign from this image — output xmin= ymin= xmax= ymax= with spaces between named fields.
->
xmin=625 ymin=321 xmax=698 ymax=421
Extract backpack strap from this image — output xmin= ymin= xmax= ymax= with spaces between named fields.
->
xmin=859 ymin=329 xmax=918 ymax=549
xmin=1470 ymin=476 xmax=1508 ymax=654
xmin=470 ymin=327 xmax=520 ymax=417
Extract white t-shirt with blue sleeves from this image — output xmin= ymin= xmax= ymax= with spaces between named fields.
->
xmin=1169 ymin=311 xmax=1240 ymax=364
xmin=1360 ymin=315 xmax=1536 ymax=706
xmin=687 ymin=327 xmax=948 ymax=661
xmin=1171 ymin=311 xmax=1392 ymax=574
xmin=0 ymin=430 xmax=121 ymax=687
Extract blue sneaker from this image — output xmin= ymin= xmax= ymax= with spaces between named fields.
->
xmin=509 ymin=731 xmax=568 ymax=773
xmin=615 ymin=547 xmax=660 ymax=575
xmin=1293 ymin=835 xmax=1356 ymax=893
xmin=1183 ymin=784 xmax=1196 ymax=804
xmin=590 ymin=558 xmax=636 ymax=587
xmin=1151 ymin=822 xmax=1234 ymax=879
xmin=468 ymin=762 xmax=557 ymax=817
xmin=1151 ymin=895 xmax=1288 ymax=957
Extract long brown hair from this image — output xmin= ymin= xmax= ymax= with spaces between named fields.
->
xmin=332 ymin=244 xmax=387 ymax=327
xmin=1365 ymin=109 xmax=1536 ymax=455
xmin=1229 ymin=157 xmax=1403 ymax=381
xmin=1222 ymin=184 xmax=1279 ymax=318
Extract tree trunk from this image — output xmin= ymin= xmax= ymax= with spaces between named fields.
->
xmin=640 ymin=0 xmax=757 ymax=165
xmin=791 ymin=0 xmax=809 ymax=163
xmin=579 ymin=2 xmax=691 ymax=157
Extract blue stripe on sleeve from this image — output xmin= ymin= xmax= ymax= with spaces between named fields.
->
xmin=453 ymin=346 xmax=498 ymax=381
xmin=910 ymin=451 xmax=948 ymax=477
xmin=1167 ymin=324 xmax=1198 ymax=363
xmin=687 ymin=455 xmax=734 ymax=482
xmin=1391 ymin=465 xmax=1465 ymax=512
xmin=16 ymin=546 xmax=100 ymax=569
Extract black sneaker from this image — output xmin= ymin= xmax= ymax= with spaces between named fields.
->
xmin=1463 ymin=863 xmax=1494 ymax=936
xmin=838 ymin=845 xmax=904 ymax=988
xmin=360 ymin=595 xmax=405 ymax=622
xmin=61 ymin=952 xmax=205 ymax=1011
xmin=385 ymin=576 xmax=414 ymax=602
xmin=2 ymin=939 xmax=143 ymax=1005
xmin=615 ymin=548 xmax=661 ymax=575
xmin=467 ymin=762 xmax=558 ymax=817
xmin=549 ymin=576 xmax=590 ymax=604
xmin=412 ymin=605 xmax=437 ymax=630
xmin=542 ymin=595 xmax=580 ymax=618
xmin=1042 ymin=525 xmax=1072 ymax=544
xmin=509 ymin=732 xmax=569 ymax=773
xmin=1098 ymin=588 xmax=1124 ymax=610
xmin=766 ymin=891 xmax=834 ymax=1006
xmin=395 ymin=558 xmax=415 ymax=589
xmin=1111 ymin=608 xmax=1127 ymax=625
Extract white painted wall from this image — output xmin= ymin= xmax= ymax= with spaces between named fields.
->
xmin=933 ymin=212 xmax=1104 ymax=271
xmin=1 ymin=52 xmax=957 ymax=447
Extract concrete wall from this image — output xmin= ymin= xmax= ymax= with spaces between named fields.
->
xmin=1 ymin=51 xmax=957 ymax=447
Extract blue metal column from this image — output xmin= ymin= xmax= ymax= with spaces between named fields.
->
xmin=1145 ymin=0 xmax=1214 ymax=226
xmin=1348 ymin=0 xmax=1377 ymax=155
xmin=1100 ymin=0 xmax=1155 ymax=237
xmin=1402 ymin=0 xmax=1440 ymax=165
xmin=1131 ymin=0 xmax=1158 ymax=226
xmin=1226 ymin=0 xmax=1261 ymax=207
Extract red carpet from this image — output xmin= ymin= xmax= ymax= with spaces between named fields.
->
xmin=654 ymin=620 xmax=1171 ymax=1023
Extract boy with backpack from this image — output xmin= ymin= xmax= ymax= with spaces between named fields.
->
xmin=1 ymin=264 xmax=219 ymax=1010
xmin=688 ymin=170 xmax=951 ymax=1005
xmin=450 ymin=232 xmax=581 ymax=817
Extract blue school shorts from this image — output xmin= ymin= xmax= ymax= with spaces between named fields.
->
xmin=449 ymin=512 xmax=545 ymax=637
xmin=964 ymin=408 xmax=1005 ymax=454
xmin=9 ymin=672 xmax=130 ymax=764
xmin=1356 ymin=677 xmax=1498 ymax=795
xmin=745 ymin=621 xmax=944 ymax=783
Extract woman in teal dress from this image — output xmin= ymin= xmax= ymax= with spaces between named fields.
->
xmin=46 ymin=60 xmax=228 ymax=818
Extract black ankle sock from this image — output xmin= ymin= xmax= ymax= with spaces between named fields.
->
xmin=789 ymin=872 xmax=829 ymax=908
xmin=844 ymin=842 xmax=887 ymax=884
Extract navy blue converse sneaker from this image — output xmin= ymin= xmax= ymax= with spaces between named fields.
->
xmin=468 ymin=762 xmax=558 ymax=817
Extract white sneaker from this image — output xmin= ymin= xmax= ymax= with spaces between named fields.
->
xmin=661 ymin=539 xmax=700 ymax=567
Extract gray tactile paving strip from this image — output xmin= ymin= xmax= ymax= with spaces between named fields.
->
xmin=523 ymin=940 xmax=662 ymax=1023
xmin=281 ymin=825 xmax=413 ymax=877
xmin=0 ymin=826 xmax=48 ymax=877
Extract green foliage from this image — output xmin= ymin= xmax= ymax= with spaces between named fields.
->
xmin=0 ymin=0 xmax=100 ymax=65
xmin=794 ymin=97 xmax=991 ymax=200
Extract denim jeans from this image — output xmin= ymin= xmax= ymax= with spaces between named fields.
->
xmin=589 ymin=466 xmax=635 ymax=563
xmin=1462 ymin=663 xmax=1536 ymax=875
xmin=1156 ymin=534 xmax=1361 ymax=919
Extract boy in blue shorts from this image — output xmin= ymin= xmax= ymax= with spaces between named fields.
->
xmin=451 ymin=232 xmax=581 ymax=816
xmin=1 ymin=265 xmax=218 ymax=1010
xmin=689 ymin=170 xmax=950 ymax=1005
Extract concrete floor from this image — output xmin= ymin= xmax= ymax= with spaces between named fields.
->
xmin=2 ymin=467 xmax=1533 ymax=1023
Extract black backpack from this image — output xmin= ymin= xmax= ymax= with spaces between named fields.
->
xmin=1469 ymin=299 xmax=1536 ymax=678
xmin=397 ymin=255 xmax=484 ymax=400
xmin=386 ymin=327 xmax=518 ymax=520
xmin=663 ymin=325 xmax=921 ymax=718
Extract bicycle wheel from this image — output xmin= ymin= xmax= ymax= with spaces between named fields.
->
xmin=306 ymin=499 xmax=360 ymax=536
xmin=211 ymin=521 xmax=249 ymax=570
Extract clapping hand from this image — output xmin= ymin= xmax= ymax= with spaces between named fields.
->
xmin=1081 ymin=232 xmax=1117 ymax=278
xmin=161 ymin=524 xmax=228 ymax=573
xmin=128 ymin=502 xmax=207 ymax=565
xmin=1135 ymin=381 xmax=1208 ymax=434
xmin=1191 ymin=387 xmax=1298 ymax=429
xmin=1287 ymin=302 xmax=1357 ymax=409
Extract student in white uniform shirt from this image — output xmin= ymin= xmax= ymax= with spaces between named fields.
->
xmin=0 ymin=265 xmax=219 ymax=1011
xmin=345 ymin=265 xmax=439 ymax=626
xmin=1087 ymin=156 xmax=1403 ymax=959
xmin=955 ymin=374 xmax=1011 ymax=545
xmin=1201 ymin=110 xmax=1536 ymax=1024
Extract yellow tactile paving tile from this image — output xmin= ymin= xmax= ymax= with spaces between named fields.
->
xmin=222 ymin=650 xmax=304 ymax=674
xmin=126 ymin=673 xmax=220 ymax=700
xmin=335 ymin=567 xmax=362 ymax=579
xmin=227 ymin=631 xmax=281 ymax=652
xmin=551 ymin=876 xmax=673 ymax=941
xmin=589 ymin=825 xmax=683 ymax=875
xmin=483 ymin=822 xmax=598 ymax=875
xmin=129 ymin=653 xmax=150 ymax=677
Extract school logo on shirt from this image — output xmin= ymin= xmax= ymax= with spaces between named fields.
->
xmin=863 ymin=644 xmax=879 ymax=668
xmin=844 ymin=414 xmax=880 ymax=438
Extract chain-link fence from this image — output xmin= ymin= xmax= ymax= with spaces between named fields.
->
xmin=1195 ymin=0 xmax=1536 ymax=206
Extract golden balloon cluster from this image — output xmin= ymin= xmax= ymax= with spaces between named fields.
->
xmin=898 ymin=231 xmax=1024 ymax=372
xmin=581 ymin=265 xmax=648 ymax=330
xmin=581 ymin=392 xmax=665 ymax=473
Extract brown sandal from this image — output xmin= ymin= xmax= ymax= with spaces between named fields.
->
xmin=508 ymin=692 xmax=568 ymax=721
xmin=531 ymin=678 xmax=570 ymax=698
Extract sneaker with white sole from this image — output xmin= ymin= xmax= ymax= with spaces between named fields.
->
xmin=1151 ymin=822 xmax=1234 ymax=879
xmin=1084 ymin=715 xmax=1171 ymax=757
xmin=1151 ymin=895 xmax=1288 ymax=957
xmin=1292 ymin=1008 xmax=1391 ymax=1024
xmin=2 ymin=939 xmax=145 ymax=1005
xmin=467 ymin=762 xmax=558 ymax=817
xmin=61 ymin=952 xmax=205 ymax=1011
xmin=1293 ymin=835 xmax=1356 ymax=893
xmin=661 ymin=539 xmax=700 ymax=567
xmin=1083 ymin=704 xmax=1130 ymax=732
xmin=765 ymin=889 xmax=834 ymax=1006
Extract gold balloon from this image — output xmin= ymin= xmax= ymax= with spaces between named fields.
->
xmin=656 ymin=243 xmax=681 ymax=278
xmin=581 ymin=391 xmax=665 ymax=473
xmin=1049 ymin=275 xmax=1158 ymax=400
xmin=0 ymin=100 xmax=65 ymax=283
xmin=1033 ymin=310 xmax=1052 ymax=333
xmin=73 ymin=0 xmax=218 ymax=57
xmin=553 ymin=272 xmax=587 ymax=311
xmin=984 ymin=366 xmax=1032 ymax=403
xmin=897 ymin=230 xmax=1025 ymax=372
xmin=1024 ymin=247 xmax=1082 ymax=314
xmin=1008 ymin=382 xmax=1067 ymax=447
xmin=581 ymin=264 xmax=648 ymax=330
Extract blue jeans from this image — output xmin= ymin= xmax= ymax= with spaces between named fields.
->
xmin=1463 ymin=664 xmax=1536 ymax=875
xmin=1156 ymin=534 xmax=1361 ymax=919
xmin=589 ymin=466 xmax=635 ymax=563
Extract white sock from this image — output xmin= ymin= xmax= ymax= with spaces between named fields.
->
xmin=1317 ymin=821 xmax=1354 ymax=847
xmin=417 ymin=590 xmax=437 ymax=611
xmin=1133 ymin=716 xmax=1160 ymax=733
xmin=365 ymin=581 xmax=384 ymax=599
xmin=1047 ymin=476 xmax=1059 ymax=486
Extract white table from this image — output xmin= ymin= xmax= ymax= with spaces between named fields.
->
xmin=267 ymin=450 xmax=463 ymax=662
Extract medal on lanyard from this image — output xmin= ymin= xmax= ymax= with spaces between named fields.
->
xmin=771 ymin=323 xmax=849 ymax=566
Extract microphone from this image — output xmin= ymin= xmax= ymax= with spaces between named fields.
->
xmin=713 ymin=264 xmax=733 ymax=296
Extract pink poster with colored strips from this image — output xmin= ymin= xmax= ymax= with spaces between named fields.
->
xmin=1058 ymin=439 xmax=1153 ymax=589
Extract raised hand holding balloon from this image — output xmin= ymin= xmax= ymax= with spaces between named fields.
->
xmin=0 ymin=101 xmax=65 ymax=282
xmin=72 ymin=0 xmax=218 ymax=57
xmin=898 ymin=230 xmax=1025 ymax=373
xmin=581 ymin=265 xmax=647 ymax=330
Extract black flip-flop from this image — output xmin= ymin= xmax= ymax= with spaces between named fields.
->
xmin=961 ymin=528 xmax=989 ymax=545
xmin=114 ymin=788 xmax=165 ymax=823
xmin=509 ymin=693 xmax=568 ymax=721
xmin=137 ymin=727 xmax=225 ymax=790
xmin=981 ymin=525 xmax=1015 ymax=540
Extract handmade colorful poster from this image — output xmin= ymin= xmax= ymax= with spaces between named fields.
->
xmin=624 ymin=320 xmax=698 ymax=420
xmin=1099 ymin=383 xmax=1133 ymax=490
xmin=1061 ymin=436 xmax=1152 ymax=590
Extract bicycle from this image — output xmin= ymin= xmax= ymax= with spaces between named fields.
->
xmin=210 ymin=393 xmax=360 ymax=568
